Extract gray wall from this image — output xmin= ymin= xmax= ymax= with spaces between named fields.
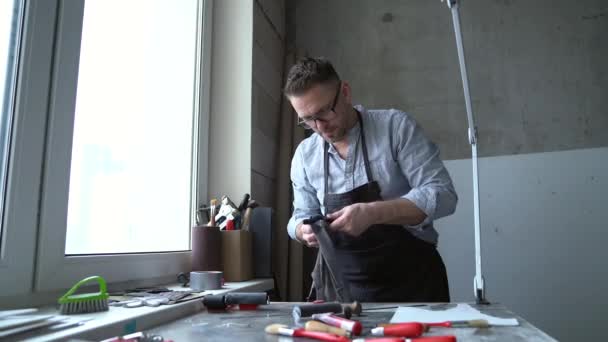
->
xmin=438 ymin=148 xmax=608 ymax=341
xmin=288 ymin=0 xmax=608 ymax=340
xmin=209 ymin=0 xmax=252 ymax=201
xmin=290 ymin=0 xmax=607 ymax=159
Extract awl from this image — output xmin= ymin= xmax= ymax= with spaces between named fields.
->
xmin=380 ymin=320 xmax=488 ymax=329
xmin=426 ymin=320 xmax=489 ymax=328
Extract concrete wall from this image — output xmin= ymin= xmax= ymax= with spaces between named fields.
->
xmin=251 ymin=0 xmax=285 ymax=209
xmin=290 ymin=0 xmax=607 ymax=159
xmin=288 ymin=0 xmax=608 ymax=340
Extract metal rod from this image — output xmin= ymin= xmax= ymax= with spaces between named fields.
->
xmin=443 ymin=0 xmax=488 ymax=304
xmin=363 ymin=304 xmax=429 ymax=311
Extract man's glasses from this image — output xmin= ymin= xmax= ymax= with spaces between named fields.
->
xmin=297 ymin=81 xmax=341 ymax=130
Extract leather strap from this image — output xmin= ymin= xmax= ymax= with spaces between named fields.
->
xmin=324 ymin=110 xmax=373 ymax=208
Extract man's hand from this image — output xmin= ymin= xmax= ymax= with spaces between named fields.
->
xmin=326 ymin=203 xmax=375 ymax=237
xmin=296 ymin=223 xmax=319 ymax=248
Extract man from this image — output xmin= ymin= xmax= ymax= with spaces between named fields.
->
xmin=285 ymin=57 xmax=458 ymax=302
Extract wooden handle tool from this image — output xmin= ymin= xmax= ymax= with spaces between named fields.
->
xmin=306 ymin=321 xmax=350 ymax=337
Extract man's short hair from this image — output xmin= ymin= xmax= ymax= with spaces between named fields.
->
xmin=283 ymin=57 xmax=340 ymax=97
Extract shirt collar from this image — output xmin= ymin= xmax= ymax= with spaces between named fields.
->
xmin=325 ymin=105 xmax=365 ymax=155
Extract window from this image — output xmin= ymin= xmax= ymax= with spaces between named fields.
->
xmin=65 ymin=0 xmax=199 ymax=255
xmin=34 ymin=0 xmax=212 ymax=291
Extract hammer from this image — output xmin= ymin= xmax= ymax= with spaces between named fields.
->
xmin=241 ymin=200 xmax=259 ymax=231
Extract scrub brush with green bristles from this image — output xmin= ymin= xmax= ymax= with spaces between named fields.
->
xmin=58 ymin=275 xmax=109 ymax=314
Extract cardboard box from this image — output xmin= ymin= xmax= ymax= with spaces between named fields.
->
xmin=221 ymin=230 xmax=253 ymax=282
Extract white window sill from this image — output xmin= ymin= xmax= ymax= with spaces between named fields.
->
xmin=21 ymin=278 xmax=274 ymax=342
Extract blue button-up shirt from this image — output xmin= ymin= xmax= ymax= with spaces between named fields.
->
xmin=287 ymin=105 xmax=458 ymax=245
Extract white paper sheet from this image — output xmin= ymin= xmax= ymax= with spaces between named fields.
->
xmin=390 ymin=303 xmax=519 ymax=326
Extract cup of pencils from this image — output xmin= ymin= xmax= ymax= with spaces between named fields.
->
xmin=191 ymin=199 xmax=222 ymax=273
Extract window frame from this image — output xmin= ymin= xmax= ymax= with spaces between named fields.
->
xmin=33 ymin=0 xmax=212 ymax=292
xmin=0 ymin=0 xmax=57 ymax=296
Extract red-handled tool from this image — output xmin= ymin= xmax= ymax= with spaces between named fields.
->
xmin=371 ymin=322 xmax=425 ymax=337
xmin=353 ymin=336 xmax=456 ymax=342
xmin=265 ymin=324 xmax=349 ymax=342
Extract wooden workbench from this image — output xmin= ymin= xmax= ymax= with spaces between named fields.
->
xmin=147 ymin=302 xmax=557 ymax=341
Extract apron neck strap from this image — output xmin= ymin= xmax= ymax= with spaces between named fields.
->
xmin=323 ymin=110 xmax=374 ymax=207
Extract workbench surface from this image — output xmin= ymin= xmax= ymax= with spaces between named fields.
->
xmin=147 ymin=302 xmax=556 ymax=341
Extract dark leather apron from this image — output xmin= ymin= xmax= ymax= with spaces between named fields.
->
xmin=310 ymin=111 xmax=450 ymax=303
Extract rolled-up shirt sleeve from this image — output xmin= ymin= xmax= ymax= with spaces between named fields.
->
xmin=396 ymin=115 xmax=458 ymax=230
xmin=287 ymin=144 xmax=322 ymax=240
